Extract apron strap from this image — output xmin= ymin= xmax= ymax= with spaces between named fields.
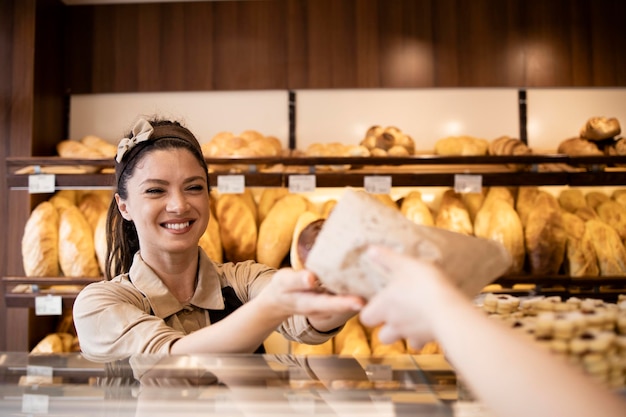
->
xmin=207 ymin=286 xmax=266 ymax=354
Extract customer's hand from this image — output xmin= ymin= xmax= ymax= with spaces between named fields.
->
xmin=359 ymin=245 xmax=457 ymax=349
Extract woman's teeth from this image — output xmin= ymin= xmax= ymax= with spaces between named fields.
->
xmin=164 ymin=221 xmax=190 ymax=230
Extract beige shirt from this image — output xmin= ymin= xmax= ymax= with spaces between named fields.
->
xmin=73 ymin=249 xmax=335 ymax=362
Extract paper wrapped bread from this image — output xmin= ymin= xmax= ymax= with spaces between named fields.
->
xmin=22 ymin=201 xmax=60 ymax=277
xmin=305 ymin=189 xmax=511 ymax=300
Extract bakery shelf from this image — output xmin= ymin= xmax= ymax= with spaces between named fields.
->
xmin=8 ymin=154 xmax=626 ymax=189
xmin=2 ymin=276 xmax=102 ymax=309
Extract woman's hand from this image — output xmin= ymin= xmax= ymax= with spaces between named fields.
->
xmin=256 ymin=267 xmax=364 ymax=332
xmin=359 ymin=245 xmax=458 ymax=349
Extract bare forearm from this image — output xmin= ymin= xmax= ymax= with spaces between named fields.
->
xmin=171 ymin=298 xmax=286 ymax=354
xmin=432 ymin=289 xmax=625 ymax=417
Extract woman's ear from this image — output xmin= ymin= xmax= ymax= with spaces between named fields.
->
xmin=115 ymin=193 xmax=132 ymax=221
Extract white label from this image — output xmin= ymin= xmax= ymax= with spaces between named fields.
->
xmin=288 ymin=175 xmax=316 ymax=193
xmin=28 ymin=174 xmax=55 ymax=194
xmin=217 ymin=175 xmax=245 ymax=194
xmin=454 ymin=174 xmax=483 ymax=194
xmin=35 ymin=295 xmax=63 ymax=316
xmin=22 ymin=394 xmax=49 ymax=414
xmin=365 ymin=364 xmax=393 ymax=381
xmin=364 ymin=176 xmax=392 ymax=194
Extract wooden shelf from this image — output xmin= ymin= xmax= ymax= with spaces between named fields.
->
xmin=7 ymin=155 xmax=626 ymax=189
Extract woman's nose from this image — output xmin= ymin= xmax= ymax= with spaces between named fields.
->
xmin=166 ymin=192 xmax=190 ymax=213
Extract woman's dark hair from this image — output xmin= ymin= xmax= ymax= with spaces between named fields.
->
xmin=104 ymin=118 xmax=209 ymax=280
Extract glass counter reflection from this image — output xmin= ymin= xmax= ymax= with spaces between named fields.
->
xmin=0 ymin=353 xmax=455 ymax=416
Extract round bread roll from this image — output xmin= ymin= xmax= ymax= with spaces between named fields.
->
xmin=58 ymin=205 xmax=100 ymax=277
xmin=557 ymin=137 xmax=602 ymax=156
xmin=22 ymin=201 xmax=60 ymax=277
xmin=580 ymin=116 xmax=621 ymax=141
xmin=290 ymin=212 xmax=324 ymax=270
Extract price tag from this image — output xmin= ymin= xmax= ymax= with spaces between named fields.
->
xmin=365 ymin=364 xmax=393 ymax=381
xmin=364 ymin=176 xmax=392 ymax=194
xmin=217 ymin=175 xmax=245 ymax=194
xmin=35 ymin=295 xmax=62 ymax=316
xmin=288 ymin=175 xmax=316 ymax=193
xmin=454 ymin=174 xmax=483 ymax=194
xmin=26 ymin=365 xmax=54 ymax=385
xmin=22 ymin=394 xmax=49 ymax=414
xmin=28 ymin=174 xmax=55 ymax=194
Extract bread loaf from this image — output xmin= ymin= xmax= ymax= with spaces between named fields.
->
xmin=57 ymin=139 xmax=105 ymax=158
xmin=257 ymin=188 xmax=289 ymax=225
xmin=78 ymin=192 xmax=108 ymax=234
xmin=559 ymin=189 xmax=587 ymax=213
xmin=198 ymin=211 xmax=223 ymax=263
xmin=524 ymin=192 xmax=567 ymax=275
xmin=22 ymin=201 xmax=60 ymax=277
xmin=290 ymin=211 xmax=323 ymax=270
xmin=474 ymin=189 xmax=525 ymax=274
xmin=257 ymin=194 xmax=308 ymax=268
xmin=561 ymin=212 xmax=599 ymax=277
xmin=557 ymin=137 xmax=602 ymax=156
xmin=93 ymin=210 xmax=108 ymax=275
xmin=516 ymin=187 xmax=541 ymax=227
xmin=580 ymin=116 xmax=621 ymax=140
xmin=333 ymin=316 xmax=371 ymax=356
xmin=400 ymin=191 xmax=434 ymax=226
xmin=80 ymin=135 xmax=117 ymax=158
xmin=585 ymin=219 xmax=626 ymax=275
xmin=434 ymin=189 xmax=473 ymax=235
xmin=595 ymin=200 xmax=626 ymax=240
xmin=586 ymin=191 xmax=610 ymax=209
xmin=58 ymin=205 xmax=100 ymax=277
xmin=434 ymin=136 xmax=489 ymax=156
xmin=215 ymin=194 xmax=257 ymax=262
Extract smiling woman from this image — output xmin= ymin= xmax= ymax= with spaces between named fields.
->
xmin=72 ymin=116 xmax=364 ymax=363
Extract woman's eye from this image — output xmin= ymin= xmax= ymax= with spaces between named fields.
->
xmin=187 ymin=184 xmax=205 ymax=192
xmin=145 ymin=188 xmax=164 ymax=195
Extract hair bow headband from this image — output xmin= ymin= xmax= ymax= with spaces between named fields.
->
xmin=116 ymin=118 xmax=155 ymax=163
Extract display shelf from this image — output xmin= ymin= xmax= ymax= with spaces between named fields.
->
xmin=7 ymin=154 xmax=626 ymax=189
xmin=2 ymin=276 xmax=102 ymax=309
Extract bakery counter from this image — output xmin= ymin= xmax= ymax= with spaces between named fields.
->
xmin=0 ymin=353 xmax=456 ymax=416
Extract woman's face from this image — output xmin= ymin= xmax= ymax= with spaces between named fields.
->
xmin=115 ymin=148 xmax=210 ymax=258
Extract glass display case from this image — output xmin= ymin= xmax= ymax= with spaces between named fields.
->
xmin=0 ymin=353 xmax=457 ymax=416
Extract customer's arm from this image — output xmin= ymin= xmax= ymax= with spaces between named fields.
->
xmin=359 ymin=246 xmax=625 ymax=417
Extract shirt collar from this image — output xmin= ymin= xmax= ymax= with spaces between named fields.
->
xmin=128 ymin=249 xmax=226 ymax=319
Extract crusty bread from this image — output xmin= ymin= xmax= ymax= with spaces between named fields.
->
xmin=58 ymin=205 xmax=100 ymax=277
xmin=434 ymin=136 xmax=489 ymax=156
xmin=80 ymin=135 xmax=117 ymax=158
xmin=557 ymin=137 xmax=603 ymax=156
xmin=580 ymin=116 xmax=621 ymax=141
xmin=305 ymin=189 xmax=511 ymax=300
xmin=215 ymin=194 xmax=257 ymax=262
xmin=435 ymin=189 xmax=473 ymax=235
xmin=257 ymin=194 xmax=308 ymax=268
xmin=22 ymin=201 xmax=60 ymax=277
xmin=289 ymin=211 xmax=323 ymax=270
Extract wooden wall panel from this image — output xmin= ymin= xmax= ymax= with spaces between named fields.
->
xmin=64 ymin=0 xmax=626 ymax=92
